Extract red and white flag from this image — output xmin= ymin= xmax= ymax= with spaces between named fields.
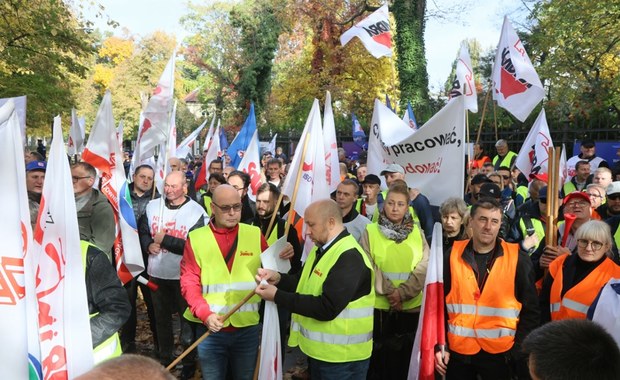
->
xmin=68 ymin=108 xmax=84 ymax=156
xmin=450 ymin=43 xmax=478 ymax=113
xmin=195 ymin=120 xmax=222 ymax=192
xmin=176 ymin=118 xmax=208 ymax=159
xmin=154 ymin=101 xmax=178 ymax=196
xmin=238 ymin=130 xmax=263 ymax=202
xmin=492 ymin=17 xmax=544 ymax=122
xmin=34 ymin=116 xmax=94 ymax=379
xmin=0 ymin=100 xmax=42 ymax=379
xmin=408 ymin=223 xmax=445 ymax=380
xmin=559 ymin=144 xmax=568 ymax=184
xmin=340 ymin=4 xmax=392 ymax=59
xmin=82 ymin=91 xmax=144 ymax=284
xmin=323 ymin=91 xmax=340 ymax=193
xmin=515 ymin=108 xmax=553 ymax=180
xmin=201 ymin=116 xmax=216 ymax=152
xmin=134 ymin=52 xmax=176 ymax=163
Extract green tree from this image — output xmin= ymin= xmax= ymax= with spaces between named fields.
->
xmin=0 ymin=0 xmax=94 ymax=135
xmin=529 ymin=0 xmax=620 ymax=125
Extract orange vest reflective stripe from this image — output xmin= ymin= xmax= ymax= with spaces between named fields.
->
xmin=548 ymin=254 xmax=620 ymax=321
xmin=446 ymin=239 xmax=522 ymax=355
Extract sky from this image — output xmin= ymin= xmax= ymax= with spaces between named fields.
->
xmin=86 ymin=0 xmax=528 ymax=94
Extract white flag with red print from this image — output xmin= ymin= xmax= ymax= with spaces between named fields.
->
xmin=515 ymin=108 xmax=553 ymax=180
xmin=238 ymin=130 xmax=263 ymax=202
xmin=176 ymin=118 xmax=208 ymax=159
xmin=195 ymin=120 xmax=222 ymax=192
xmin=492 ymin=17 xmax=544 ymax=122
xmin=340 ymin=4 xmax=392 ymax=59
xmin=134 ymin=52 xmax=176 ymax=162
xmin=408 ymin=223 xmax=445 ymax=380
xmin=450 ymin=43 xmax=478 ymax=113
xmin=0 ymin=100 xmax=42 ymax=379
xmin=201 ymin=116 xmax=216 ymax=152
xmin=323 ymin=91 xmax=340 ymax=193
xmin=82 ymin=91 xmax=144 ymax=284
xmin=68 ymin=108 xmax=84 ymax=155
xmin=34 ymin=116 xmax=94 ymax=378
xmin=281 ymin=99 xmax=330 ymax=218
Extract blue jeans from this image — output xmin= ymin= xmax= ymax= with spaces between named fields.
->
xmin=196 ymin=323 xmax=260 ymax=380
xmin=308 ymin=357 xmax=370 ymax=380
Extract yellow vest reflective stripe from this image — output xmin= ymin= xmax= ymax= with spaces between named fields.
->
xmin=80 ymin=241 xmax=122 ymax=364
xmin=366 ymin=223 xmax=424 ymax=310
xmin=446 ymin=240 xmax=521 ymax=355
xmin=288 ymin=235 xmax=375 ymax=362
xmin=492 ymin=151 xmax=517 ymax=167
xmin=518 ymin=217 xmax=545 ymax=252
xmin=183 ymin=224 xmax=262 ymax=327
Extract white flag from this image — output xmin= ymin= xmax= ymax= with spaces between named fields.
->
xmin=492 ymin=17 xmax=544 ymax=121
xmin=267 ymin=133 xmax=277 ymax=156
xmin=374 ymin=97 xmax=466 ymax=206
xmin=35 ymin=116 xmax=94 ymax=378
xmin=155 ymin=101 xmax=178 ymax=196
xmin=450 ymin=43 xmax=478 ymax=113
xmin=202 ymin=116 xmax=216 ymax=152
xmin=515 ymin=108 xmax=553 ymax=179
xmin=323 ymin=91 xmax=340 ymax=192
xmin=177 ymin=119 xmax=208 ymax=159
xmin=340 ymin=4 xmax=392 ymax=59
xmin=238 ymin=130 xmax=263 ymax=202
xmin=82 ymin=91 xmax=145 ymax=284
xmin=0 ymin=95 xmax=27 ymax=145
xmin=0 ymin=100 xmax=42 ymax=379
xmin=68 ymin=108 xmax=85 ymax=155
xmin=281 ymin=100 xmax=330 ymax=218
xmin=134 ymin=53 xmax=176 ymax=162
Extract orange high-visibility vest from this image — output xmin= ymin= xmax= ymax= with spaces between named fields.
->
xmin=548 ymin=254 xmax=620 ymax=321
xmin=446 ymin=240 xmax=522 ymax=355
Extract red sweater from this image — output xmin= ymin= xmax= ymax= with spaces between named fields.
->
xmin=180 ymin=223 xmax=268 ymax=324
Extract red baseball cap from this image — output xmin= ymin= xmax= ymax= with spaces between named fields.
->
xmin=562 ymin=191 xmax=590 ymax=206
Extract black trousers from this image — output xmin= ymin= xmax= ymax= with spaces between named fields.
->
xmin=367 ymin=309 xmax=420 ymax=380
xmin=446 ymin=350 xmax=515 ymax=380
xmin=119 ymin=275 xmax=158 ymax=352
xmin=150 ymin=277 xmax=188 ymax=362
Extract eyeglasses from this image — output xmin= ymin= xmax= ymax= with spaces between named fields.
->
xmin=586 ymin=193 xmax=602 ymax=199
xmin=212 ymin=202 xmax=242 ymax=213
xmin=565 ymin=200 xmax=590 ymax=208
xmin=231 ymin=185 xmax=246 ymax=192
xmin=608 ymin=194 xmax=620 ymax=201
xmin=72 ymin=175 xmax=91 ymax=183
xmin=577 ymin=239 xmax=604 ymax=251
xmin=501 ymin=175 xmax=511 ymax=180
xmin=539 ymin=198 xmax=547 ymax=204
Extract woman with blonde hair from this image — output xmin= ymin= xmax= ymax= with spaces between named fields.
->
xmin=360 ymin=179 xmax=428 ymax=379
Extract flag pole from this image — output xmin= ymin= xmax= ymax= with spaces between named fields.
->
xmin=156 ymin=100 xmax=177 ymax=231
xmin=284 ymin=133 xmax=311 ymax=238
xmin=166 ymin=289 xmax=257 ymax=371
xmin=475 ymin=87 xmax=491 ymax=146
xmin=266 ymin=191 xmax=285 ymax=239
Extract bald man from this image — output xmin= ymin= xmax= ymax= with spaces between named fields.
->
xmin=256 ymin=199 xmax=375 ymax=379
xmin=138 ymin=170 xmax=208 ymax=366
xmin=181 ymin=184 xmax=293 ymax=379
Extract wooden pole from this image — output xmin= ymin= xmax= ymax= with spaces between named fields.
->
xmin=284 ymin=133 xmax=311 ymax=238
xmin=265 ymin=191 xmax=285 ymax=239
xmin=475 ymin=89 xmax=491 ymax=146
xmin=165 ymin=289 xmax=257 ymax=371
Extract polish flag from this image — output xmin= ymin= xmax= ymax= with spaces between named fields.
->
xmin=201 ymin=116 xmax=216 ymax=152
xmin=408 ymin=223 xmax=445 ymax=380
xmin=340 ymin=4 xmax=392 ymax=59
